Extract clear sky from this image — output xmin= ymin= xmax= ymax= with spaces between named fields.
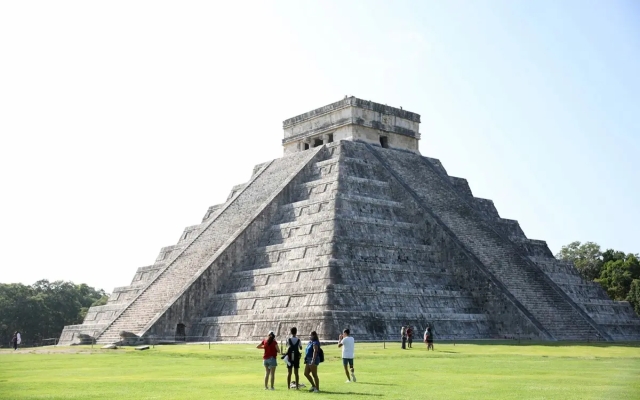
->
xmin=1 ymin=1 xmax=638 ymax=292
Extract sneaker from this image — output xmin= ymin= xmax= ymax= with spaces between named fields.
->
xmin=313 ymin=388 xmax=320 ymax=393
xmin=309 ymin=387 xmax=316 ymax=392
xmin=345 ymin=380 xmax=351 ymax=383
xmin=351 ymin=371 xmax=357 ymax=382
xmin=269 ymin=387 xmax=275 ymax=391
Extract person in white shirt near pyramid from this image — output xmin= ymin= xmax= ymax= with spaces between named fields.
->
xmin=338 ymin=329 xmax=356 ymax=383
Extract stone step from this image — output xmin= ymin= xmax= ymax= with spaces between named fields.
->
xmin=211 ymin=282 xmax=472 ymax=304
xmin=238 ymin=254 xmax=335 ymax=273
xmin=333 ymin=239 xmax=440 ymax=264
xmin=230 ymin=260 xmax=457 ymax=280
xmin=221 ymin=268 xmax=459 ymax=295
xmin=199 ymin=310 xmax=491 ymax=325
xmin=262 ymin=218 xmax=425 ymax=248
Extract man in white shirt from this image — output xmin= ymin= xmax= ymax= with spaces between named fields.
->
xmin=338 ymin=329 xmax=356 ymax=383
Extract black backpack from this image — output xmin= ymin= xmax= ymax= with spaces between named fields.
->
xmin=317 ymin=344 xmax=324 ymax=363
xmin=287 ymin=337 xmax=301 ymax=359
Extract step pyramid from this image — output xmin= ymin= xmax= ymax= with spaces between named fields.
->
xmin=59 ymin=97 xmax=640 ymax=345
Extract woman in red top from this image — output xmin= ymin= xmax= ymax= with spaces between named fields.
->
xmin=257 ymin=331 xmax=280 ymax=390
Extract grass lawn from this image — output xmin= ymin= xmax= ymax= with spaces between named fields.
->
xmin=1 ymin=341 xmax=639 ymax=399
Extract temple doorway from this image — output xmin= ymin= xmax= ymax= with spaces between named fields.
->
xmin=176 ymin=323 xmax=186 ymax=341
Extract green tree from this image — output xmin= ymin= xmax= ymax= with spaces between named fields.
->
xmin=0 ymin=280 xmax=105 ymax=347
xmin=91 ymin=295 xmax=109 ymax=307
xmin=597 ymin=254 xmax=640 ymax=301
xmin=627 ymin=279 xmax=640 ymax=315
xmin=556 ymin=241 xmax=603 ymax=281
xmin=602 ymin=249 xmax=627 ymax=264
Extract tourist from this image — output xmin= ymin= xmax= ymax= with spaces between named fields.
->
xmin=256 ymin=330 xmax=280 ymax=390
xmin=11 ymin=331 xmax=18 ymax=350
xmin=406 ymin=325 xmax=414 ymax=348
xmin=424 ymin=327 xmax=434 ymax=351
xmin=338 ymin=328 xmax=356 ymax=383
xmin=401 ymin=325 xmax=407 ymax=349
xmin=286 ymin=327 xmax=302 ymax=389
xmin=303 ymin=331 xmax=321 ymax=392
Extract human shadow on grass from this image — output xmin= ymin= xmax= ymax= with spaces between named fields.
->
xmin=356 ymin=382 xmax=397 ymax=387
xmin=310 ymin=391 xmax=382 ymax=396
xmin=444 ymin=340 xmax=640 ymax=348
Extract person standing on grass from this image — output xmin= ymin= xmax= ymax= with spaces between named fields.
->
xmin=338 ymin=329 xmax=356 ymax=383
xmin=401 ymin=325 xmax=407 ymax=349
xmin=304 ymin=331 xmax=321 ymax=393
xmin=286 ymin=327 xmax=302 ymax=389
xmin=11 ymin=332 xmax=18 ymax=350
xmin=406 ymin=326 xmax=414 ymax=348
xmin=257 ymin=331 xmax=280 ymax=390
xmin=424 ymin=327 xmax=434 ymax=351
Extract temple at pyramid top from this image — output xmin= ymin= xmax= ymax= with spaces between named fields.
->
xmin=282 ymin=96 xmax=421 ymax=154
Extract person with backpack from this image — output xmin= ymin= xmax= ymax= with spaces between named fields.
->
xmin=338 ymin=328 xmax=356 ymax=383
xmin=303 ymin=331 xmax=322 ymax=393
xmin=257 ymin=331 xmax=280 ymax=390
xmin=406 ymin=326 xmax=414 ymax=348
xmin=285 ymin=327 xmax=302 ymax=389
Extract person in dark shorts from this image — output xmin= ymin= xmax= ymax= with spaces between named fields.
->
xmin=286 ymin=327 xmax=302 ymax=389
xmin=338 ymin=329 xmax=356 ymax=382
xmin=406 ymin=326 xmax=414 ymax=348
xmin=424 ymin=327 xmax=434 ymax=351
xmin=257 ymin=331 xmax=280 ymax=390
xmin=303 ymin=331 xmax=321 ymax=393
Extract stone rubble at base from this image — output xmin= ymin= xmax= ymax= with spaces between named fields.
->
xmin=59 ymin=98 xmax=640 ymax=346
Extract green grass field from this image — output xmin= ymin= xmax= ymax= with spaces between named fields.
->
xmin=1 ymin=342 xmax=639 ymax=399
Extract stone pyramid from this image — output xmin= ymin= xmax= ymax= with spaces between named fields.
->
xmin=59 ymin=97 xmax=640 ymax=345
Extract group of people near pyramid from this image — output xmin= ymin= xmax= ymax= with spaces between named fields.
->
xmin=256 ymin=327 xmax=354 ymax=392
xmin=256 ymin=325 xmax=435 ymax=392
xmin=401 ymin=325 xmax=435 ymax=350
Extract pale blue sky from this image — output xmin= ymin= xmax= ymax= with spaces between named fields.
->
xmin=0 ymin=1 xmax=638 ymax=290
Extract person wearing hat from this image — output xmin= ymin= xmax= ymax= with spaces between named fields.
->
xmin=257 ymin=330 xmax=280 ymax=390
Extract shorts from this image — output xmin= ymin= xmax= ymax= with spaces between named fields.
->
xmin=287 ymin=356 xmax=300 ymax=369
xmin=427 ymin=339 xmax=433 ymax=344
xmin=342 ymin=358 xmax=354 ymax=368
xmin=263 ymin=357 xmax=277 ymax=368
xmin=304 ymin=357 xmax=320 ymax=366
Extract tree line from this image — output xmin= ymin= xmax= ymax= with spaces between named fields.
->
xmin=0 ymin=280 xmax=107 ymax=347
xmin=556 ymin=241 xmax=640 ymax=314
